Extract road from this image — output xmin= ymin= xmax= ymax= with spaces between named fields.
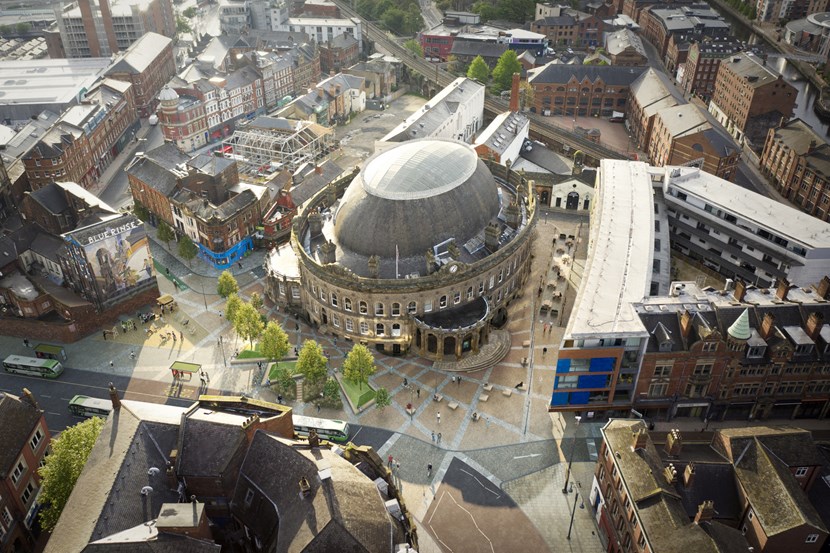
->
xmin=418 ymin=0 xmax=442 ymax=29
xmin=99 ymin=124 xmax=165 ymax=210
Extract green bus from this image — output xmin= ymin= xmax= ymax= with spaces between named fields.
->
xmin=293 ymin=415 xmax=350 ymax=443
xmin=68 ymin=395 xmax=112 ymax=418
xmin=3 ymin=355 xmax=64 ymax=378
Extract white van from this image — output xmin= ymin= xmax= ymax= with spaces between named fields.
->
xmin=148 ymin=114 xmax=159 ymax=126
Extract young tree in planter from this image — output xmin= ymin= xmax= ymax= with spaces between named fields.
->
xmin=217 ymin=270 xmax=239 ymax=298
xmin=177 ymin=234 xmax=198 ymax=267
xmin=38 ymin=416 xmax=105 ymax=531
xmin=250 ymin=292 xmax=264 ymax=311
xmin=260 ymin=321 xmax=289 ymax=367
xmin=342 ymin=343 xmax=376 ymax=391
xmin=157 ymin=220 xmax=176 ymax=250
xmin=225 ymin=293 xmax=242 ymax=323
xmin=374 ymin=387 xmax=391 ymax=412
xmin=234 ymin=302 xmax=264 ymax=349
xmin=297 ymin=340 xmax=328 ymax=385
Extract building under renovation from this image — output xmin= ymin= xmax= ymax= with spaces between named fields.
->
xmin=221 ymin=116 xmax=335 ymax=176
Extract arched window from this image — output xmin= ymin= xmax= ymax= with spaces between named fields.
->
xmin=332 ymin=314 xmax=340 ymax=327
xmin=375 ymin=302 xmax=384 ymax=316
xmin=360 ymin=321 xmax=369 ymax=335
xmin=359 ymin=301 xmax=368 ymax=314
xmin=376 ymin=323 xmax=385 ymax=336
xmin=344 ymin=297 xmax=352 ymax=312
xmin=439 ymin=295 xmax=447 ymax=308
xmin=345 ymin=318 xmax=354 ymax=332
xmin=392 ymin=323 xmax=401 ymax=337
xmin=331 ymin=292 xmax=338 ymax=307
xmin=408 ymin=301 xmax=417 ymax=314
xmin=467 ymin=286 xmax=474 ymax=300
xmin=392 ymin=303 xmax=401 ymax=316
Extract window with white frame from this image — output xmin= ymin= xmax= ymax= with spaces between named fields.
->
xmin=424 ymin=300 xmax=433 ymax=312
xmin=332 ymin=314 xmax=340 ymax=328
xmin=30 ymin=428 xmax=43 ymax=452
xmin=806 ymin=534 xmax=819 ymax=543
xmin=489 ymin=275 xmax=495 ymax=289
xmin=278 ymin=281 xmax=285 ymax=296
xmin=454 ymin=292 xmax=461 ymax=304
xmin=467 ymin=286 xmax=474 ymax=300
xmin=2 ymin=508 xmax=11 ymax=526
xmin=376 ymin=323 xmax=385 ymax=336
xmin=320 ymin=289 xmax=327 ymax=302
xmin=375 ymin=302 xmax=384 ymax=316
xmin=479 ymin=281 xmax=484 ymax=294
xmin=392 ymin=323 xmax=401 ymax=337
xmin=292 ymin=286 xmax=300 ymax=299
xmin=408 ymin=301 xmax=417 ymax=314
xmin=795 ymin=467 xmax=809 ymax=477
xmin=498 ymin=269 xmax=503 ymax=283
xmin=439 ymin=295 xmax=447 ymax=308
xmin=391 ymin=303 xmax=401 ymax=316
xmin=359 ymin=321 xmax=369 ymax=335
xmin=21 ymin=481 xmax=35 ymax=505
xmin=331 ymin=293 xmax=338 ymax=307
xmin=345 ymin=318 xmax=354 ymax=332
xmin=344 ymin=298 xmax=352 ymax=311
xmin=359 ymin=301 xmax=368 ymax=314
xmin=11 ymin=460 xmax=26 ymax=485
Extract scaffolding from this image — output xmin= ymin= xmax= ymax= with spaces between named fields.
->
xmin=221 ymin=117 xmax=336 ymax=176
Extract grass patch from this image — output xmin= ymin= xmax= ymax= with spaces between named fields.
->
xmin=237 ymin=342 xmax=262 ymax=359
xmin=268 ymin=360 xmax=297 ymax=381
xmin=340 ymin=377 xmax=375 ymax=408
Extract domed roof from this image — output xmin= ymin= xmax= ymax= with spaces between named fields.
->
xmin=728 ymin=308 xmax=751 ymax=341
xmin=158 ymin=86 xmax=179 ymax=102
xmin=334 ymin=139 xmax=501 ymax=259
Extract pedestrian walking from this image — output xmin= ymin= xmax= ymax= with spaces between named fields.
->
xmin=238 ymin=262 xmax=243 ymax=270
xmin=431 ymin=431 xmax=435 ymax=442
xmin=403 ymin=377 xmax=408 ymax=386
xmin=437 ymin=432 xmax=442 ymax=443
xmin=109 ymin=360 xmax=114 ymax=368
xmin=542 ymin=347 xmax=548 ymax=356
xmin=427 ymin=463 xmax=433 ymax=476
xmin=457 ymin=376 xmax=460 ymax=387
xmin=417 ymin=388 xmax=421 ymax=399
xmin=388 ymin=455 xmax=393 ymax=467
xmin=23 ymin=338 xmax=29 ymax=348
xmin=437 ymin=412 xmax=441 ymax=424
xmin=172 ymin=332 xmax=177 ymax=343
xmin=103 ymin=330 xmax=107 ymax=340
xmin=316 ymin=404 xmax=321 ymax=414
xmin=395 ymin=461 xmax=400 ymax=472
xmin=129 ymin=350 xmax=136 ymax=360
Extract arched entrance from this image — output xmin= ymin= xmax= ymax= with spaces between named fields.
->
xmin=491 ymin=306 xmax=508 ymax=328
xmin=443 ymin=336 xmax=456 ymax=356
xmin=566 ymin=191 xmax=579 ymax=209
xmin=320 ymin=307 xmax=328 ymax=325
xmin=415 ymin=328 xmax=422 ymax=348
xmin=427 ymin=334 xmax=438 ymax=354
xmin=540 ymin=190 xmax=550 ymax=205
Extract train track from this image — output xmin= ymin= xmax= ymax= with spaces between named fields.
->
xmin=334 ymin=0 xmax=626 ymax=164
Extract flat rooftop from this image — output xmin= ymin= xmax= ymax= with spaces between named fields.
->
xmin=0 ymin=58 xmax=111 ymax=107
xmin=663 ymin=166 xmax=830 ymax=249
xmin=565 ymin=160 xmax=655 ymax=339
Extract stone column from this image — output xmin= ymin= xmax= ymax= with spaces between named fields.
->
xmin=455 ymin=334 xmax=462 ymax=359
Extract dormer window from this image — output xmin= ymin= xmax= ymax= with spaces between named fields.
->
xmin=747 ymin=345 xmax=766 ymax=359
xmin=796 ymin=344 xmax=814 ymax=355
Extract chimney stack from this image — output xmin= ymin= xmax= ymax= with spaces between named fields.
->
xmin=665 ymin=429 xmax=682 ymax=456
xmin=806 ymin=312 xmax=824 ymax=341
xmin=694 ymin=500 xmax=715 ymax=524
xmin=308 ymin=211 xmax=323 ymax=238
xmin=485 ymin=222 xmax=500 ymax=252
xmin=109 ymin=382 xmax=121 ymax=411
xmin=368 ymin=255 xmax=380 ymax=279
xmin=734 ymin=279 xmax=747 ymax=302
xmin=683 ymin=462 xmax=696 ymax=488
xmin=664 ymin=463 xmax=678 ymax=483
xmin=775 ymin=278 xmax=791 ymax=301
xmin=21 ymin=388 xmax=39 ymax=409
xmin=632 ymin=427 xmax=648 ymax=450
xmin=509 ymin=72 xmax=521 ymax=113
xmin=760 ymin=312 xmax=776 ymax=340
xmin=679 ymin=309 xmax=693 ymax=338
xmin=320 ymin=240 xmax=336 ymax=264
xmin=818 ymin=276 xmax=830 ymax=300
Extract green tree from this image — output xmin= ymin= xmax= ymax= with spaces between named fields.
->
xmin=374 ymin=387 xmax=391 ymax=412
xmin=225 ymin=293 xmax=242 ymax=323
xmin=217 ymin=270 xmax=239 ymax=298
xmin=183 ymin=6 xmax=197 ymax=17
xmin=38 ymin=416 xmax=105 ymax=531
xmin=176 ymin=15 xmax=192 ymax=34
xmin=157 ymin=220 xmax=176 ymax=249
xmin=403 ymin=38 xmax=423 ymax=57
xmin=519 ymin=80 xmax=534 ymax=111
xmin=467 ymin=55 xmax=490 ymax=82
xmin=342 ymin=343 xmax=376 ymax=391
xmin=260 ymin=321 xmax=289 ymax=364
xmin=249 ymin=292 xmax=264 ymax=311
xmin=234 ymin=302 xmax=264 ymax=349
xmin=177 ymin=234 xmax=198 ymax=267
xmin=0 ymin=25 xmax=11 ymax=37
xmin=15 ymin=22 xmax=31 ymax=34
xmin=492 ymin=50 xmax=522 ymax=92
xmin=381 ymin=6 xmax=406 ymax=34
xmin=297 ymin=339 xmax=327 ymax=385
xmin=272 ymin=363 xmax=295 ymax=394
xmin=472 ymin=1 xmax=499 ymax=21
xmin=323 ymin=377 xmax=340 ymax=404
xmin=133 ymin=202 xmax=149 ymax=222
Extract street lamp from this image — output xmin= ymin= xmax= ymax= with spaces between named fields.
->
xmin=566 ymin=486 xmax=583 ymax=540
xmin=562 ymin=415 xmax=582 ymax=494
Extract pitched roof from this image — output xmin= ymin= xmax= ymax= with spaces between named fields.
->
xmin=528 ymin=63 xmax=646 ymax=86
xmin=0 ymin=392 xmax=42 ymax=476
xmin=450 ymin=39 xmax=508 ymax=58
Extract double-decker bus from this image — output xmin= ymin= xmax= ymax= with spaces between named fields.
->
xmin=3 ymin=355 xmax=64 ymax=378
xmin=293 ymin=415 xmax=351 ymax=443
xmin=68 ymin=395 xmax=113 ymax=418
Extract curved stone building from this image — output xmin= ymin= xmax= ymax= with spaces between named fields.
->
xmin=265 ymin=138 xmax=537 ymax=360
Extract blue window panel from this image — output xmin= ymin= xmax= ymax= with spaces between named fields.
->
xmin=551 ymin=392 xmax=570 ymax=406
xmin=570 ymin=391 xmax=590 ymax=404
xmin=590 ymin=357 xmax=616 ymax=372
xmin=578 ymin=374 xmax=607 ymax=389
xmin=557 ymin=359 xmax=571 ymax=373
xmin=554 ymin=376 xmax=560 ymax=389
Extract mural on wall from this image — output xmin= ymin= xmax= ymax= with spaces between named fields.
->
xmin=80 ymin=217 xmax=154 ymax=301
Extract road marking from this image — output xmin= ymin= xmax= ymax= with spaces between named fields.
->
xmin=513 ymin=453 xmax=541 ymax=459
xmin=459 ymin=469 xmax=500 ymax=498
xmin=40 ymin=394 xmax=52 ymax=398
xmin=47 ymin=412 xmax=61 ymax=416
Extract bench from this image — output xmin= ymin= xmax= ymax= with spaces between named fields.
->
xmin=502 ymin=389 xmax=513 ymax=397
xmin=479 ymin=394 xmax=489 ymax=402
xmin=433 ymin=394 xmax=443 ymax=403
xmin=448 ymin=401 xmax=459 ymax=410
xmin=483 ymin=383 xmax=493 ymax=392
xmin=522 ymin=340 xmax=531 ymax=347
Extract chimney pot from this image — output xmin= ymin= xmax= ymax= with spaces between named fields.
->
xmin=683 ymin=462 xmax=695 ymax=488
xmin=694 ymin=500 xmax=715 ymax=524
xmin=21 ymin=388 xmax=39 ymax=409
xmin=665 ymin=429 xmax=683 ymax=456
xmin=734 ymin=279 xmax=747 ymax=302
xmin=806 ymin=312 xmax=824 ymax=341
xmin=109 ymin=382 xmax=121 ymax=411
xmin=776 ymin=278 xmax=791 ymax=301
xmin=818 ymin=275 xmax=830 ymax=300
xmin=760 ymin=312 xmax=776 ymax=340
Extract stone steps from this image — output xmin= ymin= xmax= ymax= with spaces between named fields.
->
xmin=433 ymin=329 xmax=512 ymax=373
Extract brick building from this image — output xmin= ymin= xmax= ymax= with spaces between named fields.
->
xmin=759 ymin=119 xmax=830 ymax=222
xmin=0 ymin=389 xmax=51 ymax=553
xmin=319 ymin=33 xmax=359 ymax=74
xmin=708 ymin=52 xmax=797 ymax=147
xmin=23 ymin=124 xmax=92 ymax=191
xmin=639 ymin=5 xmax=730 ymax=59
xmin=679 ymin=39 xmax=743 ymax=101
xmin=104 ymin=32 xmax=176 ymax=118
xmin=604 ymin=29 xmax=648 ymax=66
xmin=527 ymin=63 xmax=646 ymax=117
xmin=531 ymin=9 xmax=605 ymax=47
xmin=593 ymin=420 xmax=828 ymax=553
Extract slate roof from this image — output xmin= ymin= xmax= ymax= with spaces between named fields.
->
xmin=672 ymin=462 xmax=741 ymax=521
xmin=176 ymin=414 xmax=247 ymax=477
xmin=28 ymin=182 xmax=70 ymax=215
xmin=528 ymin=63 xmax=646 ymax=85
xmin=126 ymin=144 xmax=190 ymax=197
xmin=450 ymin=39 xmax=508 ymax=58
xmin=0 ymin=392 xmax=42 ymax=476
xmin=232 ymin=431 xmax=396 ymax=553
xmin=83 ymin=533 xmax=220 ymax=553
